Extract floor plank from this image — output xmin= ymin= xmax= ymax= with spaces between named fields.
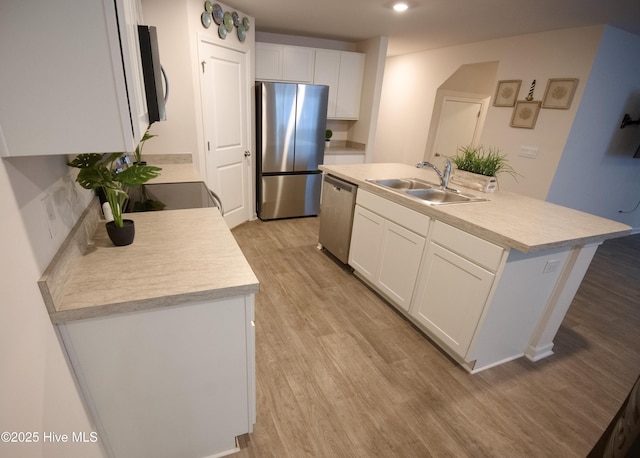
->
xmin=232 ymin=217 xmax=640 ymax=457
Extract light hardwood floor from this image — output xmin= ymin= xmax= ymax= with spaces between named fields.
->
xmin=231 ymin=217 xmax=640 ymax=457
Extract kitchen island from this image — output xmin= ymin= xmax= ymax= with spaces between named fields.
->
xmin=319 ymin=163 xmax=631 ymax=372
xmin=39 ymin=200 xmax=258 ymax=458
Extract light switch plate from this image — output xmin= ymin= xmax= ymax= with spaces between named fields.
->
xmin=520 ymin=146 xmax=538 ymax=158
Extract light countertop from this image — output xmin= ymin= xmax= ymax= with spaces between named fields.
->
xmin=40 ymin=205 xmax=259 ymax=323
xmin=324 ymin=146 xmax=365 ymax=156
xmin=319 ymin=163 xmax=632 ymax=253
xmin=148 ymin=163 xmax=202 ymax=184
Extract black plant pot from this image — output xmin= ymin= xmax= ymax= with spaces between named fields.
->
xmin=105 ymin=219 xmax=135 ymax=246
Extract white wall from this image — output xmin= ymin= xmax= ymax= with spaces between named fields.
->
xmin=141 ymin=0 xmax=201 ymax=170
xmin=375 ymin=26 xmax=603 ymax=199
xmin=547 ymin=27 xmax=640 ymax=230
xmin=0 ymin=157 xmax=103 ymax=458
xmin=354 ymin=36 xmax=388 ymax=163
xmin=141 ymin=0 xmax=255 ymax=179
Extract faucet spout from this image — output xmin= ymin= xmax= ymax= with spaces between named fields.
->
xmin=416 ymin=158 xmax=452 ymax=189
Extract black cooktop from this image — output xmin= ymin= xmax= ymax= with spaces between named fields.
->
xmin=126 ymin=182 xmax=218 ymax=213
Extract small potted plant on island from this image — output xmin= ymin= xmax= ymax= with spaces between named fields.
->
xmin=67 ymin=153 xmax=162 ymax=246
xmin=448 ymin=145 xmax=520 ymax=192
xmin=325 ymin=129 xmax=333 ymax=148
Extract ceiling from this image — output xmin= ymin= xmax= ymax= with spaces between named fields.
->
xmin=220 ymin=0 xmax=640 ymax=56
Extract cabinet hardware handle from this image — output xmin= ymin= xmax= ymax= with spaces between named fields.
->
xmin=244 ymin=150 xmax=251 ymax=157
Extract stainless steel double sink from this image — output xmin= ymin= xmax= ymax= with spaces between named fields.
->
xmin=367 ymin=178 xmax=487 ymax=205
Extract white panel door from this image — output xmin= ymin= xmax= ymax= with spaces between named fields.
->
xmin=432 ymin=98 xmax=483 ymax=157
xmin=199 ymin=41 xmax=251 ymax=228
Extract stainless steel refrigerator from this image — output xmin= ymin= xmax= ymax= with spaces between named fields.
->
xmin=256 ymin=81 xmax=329 ymax=220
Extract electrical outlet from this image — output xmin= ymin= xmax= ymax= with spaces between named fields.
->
xmin=41 ymin=194 xmax=57 ymax=239
xmin=543 ymin=260 xmax=561 ymax=274
xmin=520 ymin=145 xmax=539 ymax=159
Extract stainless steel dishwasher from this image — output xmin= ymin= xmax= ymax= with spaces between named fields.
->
xmin=318 ymin=174 xmax=357 ymax=263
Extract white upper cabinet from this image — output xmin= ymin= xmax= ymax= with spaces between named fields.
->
xmin=313 ymin=51 xmax=341 ymax=117
xmin=314 ymin=50 xmax=365 ymax=119
xmin=335 ymin=52 xmax=365 ymax=119
xmin=0 ymin=0 xmax=149 ymax=157
xmin=255 ymin=43 xmax=314 ymax=83
xmin=256 ymin=44 xmax=365 ymax=119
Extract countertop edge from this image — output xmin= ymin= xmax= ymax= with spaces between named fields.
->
xmin=50 ymin=283 xmax=260 ymax=324
xmin=320 ymin=164 xmax=632 ymax=253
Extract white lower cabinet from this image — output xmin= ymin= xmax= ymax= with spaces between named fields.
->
xmin=410 ymin=241 xmax=495 ymax=357
xmin=410 ymin=220 xmax=504 ymax=360
xmin=347 ymin=192 xmax=580 ymax=373
xmin=349 ymin=190 xmax=429 ymax=311
xmin=59 ymin=295 xmax=256 ymax=458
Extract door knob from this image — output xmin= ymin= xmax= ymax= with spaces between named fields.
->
xmin=244 ymin=150 xmax=251 ymax=157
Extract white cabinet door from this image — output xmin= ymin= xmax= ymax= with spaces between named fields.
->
xmin=335 ymin=51 xmax=365 ymax=119
xmin=282 ymin=46 xmax=314 ymax=82
xmin=411 ymin=242 xmax=495 ymax=358
xmin=313 ymin=50 xmax=341 ymax=117
xmin=350 ymin=202 xmax=426 ymax=311
xmin=349 ymin=205 xmax=385 ymax=284
xmin=0 ymin=0 xmax=147 ymax=156
xmin=377 ymin=221 xmax=426 ymax=311
xmin=255 ymin=43 xmax=314 ymax=82
xmin=255 ymin=43 xmax=282 ymax=80
xmin=313 ymin=50 xmax=365 ymax=119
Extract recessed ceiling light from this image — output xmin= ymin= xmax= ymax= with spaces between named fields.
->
xmin=393 ymin=2 xmax=409 ymax=12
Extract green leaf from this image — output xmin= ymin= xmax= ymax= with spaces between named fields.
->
xmin=66 ymin=153 xmax=104 ymax=169
xmin=75 ymin=165 xmax=115 ymax=190
xmin=114 ymin=164 xmax=162 ymax=186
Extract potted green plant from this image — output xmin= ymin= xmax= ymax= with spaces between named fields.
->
xmin=133 ymin=125 xmax=156 ymax=165
xmin=448 ymin=145 xmax=520 ymax=192
xmin=67 ymin=153 xmax=162 ymax=246
xmin=325 ymin=129 xmax=333 ymax=148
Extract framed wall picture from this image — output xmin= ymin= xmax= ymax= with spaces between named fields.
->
xmin=510 ymin=100 xmax=541 ymax=129
xmin=542 ymin=78 xmax=578 ymax=109
xmin=493 ymin=80 xmax=521 ymax=107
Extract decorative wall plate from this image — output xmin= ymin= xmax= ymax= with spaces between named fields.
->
xmin=218 ymin=23 xmax=227 ymax=39
xmin=242 ymin=17 xmax=250 ymax=31
xmin=237 ymin=25 xmax=246 ymax=42
xmin=223 ymin=11 xmax=233 ymax=32
xmin=201 ymin=11 xmax=211 ymax=28
xmin=212 ymin=4 xmax=223 ymax=25
xmin=232 ymin=12 xmax=240 ymax=27
xmin=204 ymin=1 xmax=213 ymax=13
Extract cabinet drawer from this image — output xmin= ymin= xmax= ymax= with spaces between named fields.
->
xmin=430 ymin=221 xmax=503 ymax=272
xmin=356 ymin=189 xmax=430 ymax=236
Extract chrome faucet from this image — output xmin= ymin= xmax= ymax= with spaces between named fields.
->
xmin=416 ymin=157 xmax=452 ymax=190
